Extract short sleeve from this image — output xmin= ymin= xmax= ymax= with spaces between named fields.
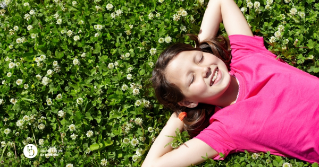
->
xmin=228 ymin=35 xmax=278 ymax=60
xmin=194 ymin=120 xmax=236 ymax=160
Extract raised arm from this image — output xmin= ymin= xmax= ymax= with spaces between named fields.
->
xmin=142 ymin=113 xmax=218 ymax=167
xmin=198 ymin=0 xmax=253 ymax=42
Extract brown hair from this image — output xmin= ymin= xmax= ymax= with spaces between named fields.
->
xmin=151 ymin=34 xmax=232 ymax=138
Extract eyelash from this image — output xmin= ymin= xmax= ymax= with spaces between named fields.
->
xmin=191 ymin=55 xmax=204 ymax=84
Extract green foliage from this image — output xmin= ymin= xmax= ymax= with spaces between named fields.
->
xmin=0 ymin=0 xmax=318 ymax=166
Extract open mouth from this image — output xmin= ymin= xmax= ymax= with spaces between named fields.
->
xmin=210 ymin=67 xmax=219 ymax=86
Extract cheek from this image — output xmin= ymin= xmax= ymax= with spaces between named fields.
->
xmin=189 ymin=82 xmax=207 ymax=97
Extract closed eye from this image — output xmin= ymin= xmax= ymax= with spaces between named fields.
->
xmin=199 ymin=55 xmax=204 ymax=63
xmin=190 ymin=74 xmax=194 ymax=85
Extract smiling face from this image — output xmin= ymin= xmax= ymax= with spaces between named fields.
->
xmin=165 ymin=50 xmax=231 ymax=106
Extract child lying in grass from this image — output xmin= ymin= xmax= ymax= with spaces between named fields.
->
xmin=143 ymin=0 xmax=319 ymax=166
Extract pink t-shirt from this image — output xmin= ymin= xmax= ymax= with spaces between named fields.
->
xmin=195 ymin=35 xmax=319 ymax=163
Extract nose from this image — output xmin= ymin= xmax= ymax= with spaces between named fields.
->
xmin=202 ymin=66 xmax=211 ymax=78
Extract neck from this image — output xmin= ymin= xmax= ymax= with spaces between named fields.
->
xmin=214 ymin=75 xmax=239 ymax=108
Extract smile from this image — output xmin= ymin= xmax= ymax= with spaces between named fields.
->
xmin=210 ymin=67 xmax=220 ymax=86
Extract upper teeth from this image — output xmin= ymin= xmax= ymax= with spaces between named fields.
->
xmin=212 ymin=69 xmax=218 ymax=83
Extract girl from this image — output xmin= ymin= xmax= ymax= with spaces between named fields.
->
xmin=143 ymin=0 xmax=319 ymax=166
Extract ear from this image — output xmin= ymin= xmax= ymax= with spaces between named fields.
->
xmin=178 ymin=100 xmax=198 ymax=108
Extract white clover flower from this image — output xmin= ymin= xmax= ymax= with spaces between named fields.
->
xmin=125 ymin=30 xmax=131 ymax=35
xmin=38 ymin=123 xmax=45 ymax=130
xmin=135 ymin=100 xmax=141 ymax=106
xmin=9 ymin=62 xmax=15 ymax=68
xmin=10 ymin=98 xmax=17 ymax=104
xmin=265 ymin=5 xmax=271 ymax=10
xmin=148 ymin=127 xmax=154 ymax=132
xmin=290 ymin=8 xmax=297 ymax=15
xmin=56 ymin=94 xmax=62 ymax=100
xmin=52 ymin=61 xmax=58 ymax=67
xmin=77 ymin=98 xmax=83 ymax=104
xmin=123 ymin=138 xmax=130 ymax=144
xmin=278 ymin=25 xmax=285 ymax=32
xmin=132 ymin=155 xmax=139 ymax=162
xmin=173 ymin=14 xmax=180 ymax=21
xmin=181 ymin=10 xmax=187 ymax=17
xmin=40 ymin=55 xmax=46 ymax=61
xmin=115 ymin=9 xmax=122 ymax=16
xmin=73 ymin=58 xmax=79 ymax=65
xmin=144 ymin=100 xmax=150 ymax=108
xmin=42 ymin=76 xmax=49 ymax=86
xmin=86 ymin=130 xmax=93 ymax=137
xmin=101 ymin=158 xmax=107 ymax=166
xmin=4 ymin=128 xmax=11 ymax=135
xmin=74 ymin=35 xmax=80 ymax=41
xmin=70 ymin=133 xmax=77 ymax=140
xmin=111 ymin=13 xmax=116 ymax=18
xmin=0 ymin=99 xmax=3 ymax=105
xmin=129 ymin=25 xmax=133 ymax=29
xmin=31 ymin=33 xmax=37 ymax=38
xmin=269 ymin=36 xmax=276 ymax=43
xmin=16 ymin=38 xmax=22 ymax=44
xmin=158 ymin=37 xmax=164 ymax=43
xmin=150 ymin=48 xmax=156 ymax=55
xmin=8 ymin=44 xmax=13 ymax=49
xmin=72 ymin=1 xmax=77 ymax=6
xmin=24 ymin=2 xmax=29 ymax=6
xmin=7 ymin=72 xmax=12 ymax=77
xmin=131 ymin=138 xmax=139 ymax=146
xmin=16 ymin=119 xmax=24 ymax=127
xmin=24 ymin=13 xmax=31 ymax=20
xmin=9 ymin=29 xmax=15 ymax=35
xmin=23 ymin=84 xmax=28 ymax=89
xmin=81 ymin=53 xmax=86 ymax=58
xmin=180 ymin=25 xmax=187 ymax=32
xmin=139 ymin=136 xmax=145 ymax=142
xmin=148 ymin=12 xmax=154 ymax=20
xmin=39 ymin=139 xmax=44 ymax=145
xmin=106 ymin=3 xmax=113 ymax=10
xmin=298 ymin=12 xmax=305 ymax=18
xmin=16 ymin=79 xmax=23 ymax=85
xmin=57 ymin=110 xmax=65 ymax=117
xmin=135 ymin=118 xmax=142 ymax=124
xmin=36 ymin=74 xmax=42 ymax=80
xmin=283 ymin=39 xmax=289 ymax=45
xmin=29 ymin=9 xmax=35 ymax=15
xmin=254 ymin=1 xmax=260 ymax=9
xmin=47 ymin=69 xmax=53 ymax=75
xmin=46 ymin=98 xmax=52 ymax=105
xmin=251 ymin=153 xmax=259 ymax=159
xmin=274 ymin=31 xmax=282 ymax=38
xmin=266 ymin=0 xmax=273 ymax=5
xmin=48 ymin=147 xmax=57 ymax=154
xmin=165 ymin=36 xmax=172 ymax=43
xmin=159 ymin=0 xmax=164 ymax=3
xmin=280 ymin=14 xmax=285 ymax=19
xmin=13 ymin=26 xmax=19 ymax=31
xmin=127 ymin=74 xmax=132 ymax=80
xmin=247 ymin=2 xmax=253 ymax=8
xmin=136 ymin=148 xmax=143 ymax=156
xmin=1 ymin=141 xmax=6 ymax=147
xmin=53 ymin=13 xmax=59 ymax=19
xmin=23 ymin=115 xmax=30 ymax=122
xmin=284 ymin=0 xmax=290 ymax=3
xmin=132 ymin=88 xmax=139 ymax=95
xmin=108 ymin=63 xmax=114 ymax=69
xmin=57 ymin=19 xmax=62 ymax=25
xmin=67 ymin=30 xmax=73 ymax=37
xmin=121 ymin=84 xmax=128 ymax=91
xmin=282 ymin=162 xmax=292 ymax=167
xmin=78 ymin=20 xmax=84 ymax=25
xmin=125 ymin=52 xmax=130 ymax=58
xmin=69 ymin=124 xmax=76 ymax=131
xmin=95 ymin=33 xmax=100 ymax=37
xmin=61 ymin=29 xmax=66 ymax=34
